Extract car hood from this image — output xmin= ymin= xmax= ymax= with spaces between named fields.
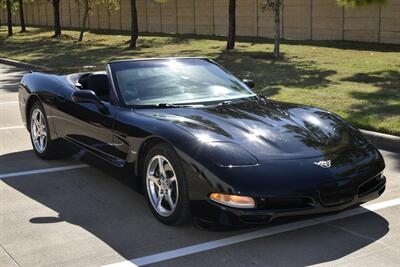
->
xmin=136 ymin=99 xmax=367 ymax=161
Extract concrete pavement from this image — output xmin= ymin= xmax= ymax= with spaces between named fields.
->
xmin=0 ymin=63 xmax=399 ymax=267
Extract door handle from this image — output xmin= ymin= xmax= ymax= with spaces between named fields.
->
xmin=56 ymin=95 xmax=67 ymax=102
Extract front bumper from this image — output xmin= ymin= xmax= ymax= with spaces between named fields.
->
xmin=191 ymin=174 xmax=386 ymax=225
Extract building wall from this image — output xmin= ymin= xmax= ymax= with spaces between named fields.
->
xmin=312 ymin=0 xmax=344 ymax=40
xmin=2 ymin=0 xmax=400 ymax=44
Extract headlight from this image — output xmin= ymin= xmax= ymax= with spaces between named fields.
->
xmin=199 ymin=141 xmax=259 ymax=167
xmin=210 ymin=193 xmax=255 ymax=209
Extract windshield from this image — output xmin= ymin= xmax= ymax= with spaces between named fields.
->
xmin=109 ymin=58 xmax=256 ymax=106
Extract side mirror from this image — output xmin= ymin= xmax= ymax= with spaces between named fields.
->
xmin=242 ymin=79 xmax=255 ymax=89
xmin=72 ymin=90 xmax=109 ymax=114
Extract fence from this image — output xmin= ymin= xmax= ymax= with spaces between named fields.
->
xmin=1 ymin=0 xmax=399 ymax=44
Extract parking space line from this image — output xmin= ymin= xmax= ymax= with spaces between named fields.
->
xmin=0 ymin=125 xmax=25 ymax=130
xmin=0 ymin=164 xmax=89 ymax=180
xmin=103 ymin=198 xmax=400 ymax=267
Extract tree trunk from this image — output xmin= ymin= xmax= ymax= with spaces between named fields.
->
xmin=129 ymin=0 xmax=138 ymax=48
xmin=53 ymin=0 xmax=62 ymax=38
xmin=226 ymin=0 xmax=236 ymax=50
xmin=78 ymin=0 xmax=89 ymax=42
xmin=6 ymin=0 xmax=13 ymax=37
xmin=273 ymin=8 xmax=280 ymax=59
xmin=18 ymin=0 xmax=26 ymax=32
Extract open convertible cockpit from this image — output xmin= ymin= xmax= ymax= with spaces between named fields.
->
xmin=67 ymin=71 xmax=110 ymax=102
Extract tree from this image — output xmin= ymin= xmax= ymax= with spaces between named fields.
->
xmin=129 ymin=0 xmax=138 ymax=48
xmin=17 ymin=0 xmax=26 ymax=32
xmin=78 ymin=0 xmax=89 ymax=41
xmin=6 ymin=0 xmax=13 ymax=36
xmin=260 ymin=0 xmax=385 ymax=59
xmin=226 ymin=0 xmax=236 ymax=50
xmin=260 ymin=0 xmax=282 ymax=59
xmin=78 ymin=0 xmax=118 ymax=42
xmin=50 ymin=0 xmax=62 ymax=38
xmin=336 ymin=0 xmax=386 ymax=6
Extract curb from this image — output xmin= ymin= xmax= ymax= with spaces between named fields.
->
xmin=0 ymin=58 xmax=50 ymax=72
xmin=361 ymin=129 xmax=400 ymax=153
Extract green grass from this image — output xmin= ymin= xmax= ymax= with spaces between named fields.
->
xmin=1 ymin=27 xmax=399 ymax=135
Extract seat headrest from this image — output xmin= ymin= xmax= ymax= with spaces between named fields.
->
xmin=87 ymin=74 xmax=109 ymax=97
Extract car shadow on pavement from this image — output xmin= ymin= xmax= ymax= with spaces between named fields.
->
xmin=0 ymin=65 xmax=26 ymax=93
xmin=157 ymin=211 xmax=391 ymax=267
xmin=0 ymin=150 xmax=391 ymax=266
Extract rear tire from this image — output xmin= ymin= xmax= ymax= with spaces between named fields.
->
xmin=142 ymin=143 xmax=191 ymax=226
xmin=29 ymin=101 xmax=65 ymax=159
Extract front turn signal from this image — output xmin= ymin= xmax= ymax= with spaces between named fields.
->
xmin=209 ymin=193 xmax=255 ymax=209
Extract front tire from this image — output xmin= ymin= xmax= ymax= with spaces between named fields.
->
xmin=143 ymin=143 xmax=191 ymax=226
xmin=29 ymin=101 xmax=63 ymax=159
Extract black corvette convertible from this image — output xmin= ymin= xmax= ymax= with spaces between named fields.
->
xmin=18 ymin=57 xmax=386 ymax=225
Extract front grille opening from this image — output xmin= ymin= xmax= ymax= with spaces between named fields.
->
xmin=256 ymin=197 xmax=314 ymax=210
xmin=319 ymin=180 xmax=355 ymax=207
xmin=358 ymin=175 xmax=384 ymax=197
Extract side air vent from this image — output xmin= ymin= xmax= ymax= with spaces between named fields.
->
xmin=358 ymin=174 xmax=385 ymax=197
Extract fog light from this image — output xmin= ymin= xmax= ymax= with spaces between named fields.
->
xmin=209 ymin=193 xmax=255 ymax=209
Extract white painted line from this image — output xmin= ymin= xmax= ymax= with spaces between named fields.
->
xmin=103 ymin=198 xmax=400 ymax=267
xmin=0 ymin=101 xmax=18 ymax=106
xmin=0 ymin=164 xmax=89 ymax=180
xmin=0 ymin=125 xmax=25 ymax=130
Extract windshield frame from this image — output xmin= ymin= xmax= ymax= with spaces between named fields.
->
xmin=107 ymin=58 xmax=257 ymax=108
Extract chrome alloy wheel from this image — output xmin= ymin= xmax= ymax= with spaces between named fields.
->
xmin=30 ymin=108 xmax=47 ymax=153
xmin=146 ymin=155 xmax=179 ymax=217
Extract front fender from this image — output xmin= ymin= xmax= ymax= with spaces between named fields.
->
xmin=19 ymin=72 xmax=66 ymax=139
